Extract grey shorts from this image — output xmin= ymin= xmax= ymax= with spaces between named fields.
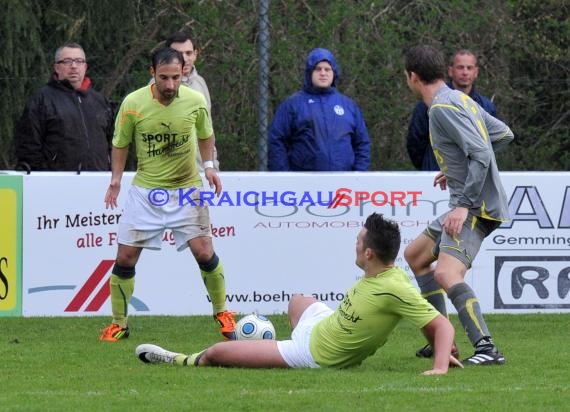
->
xmin=423 ymin=211 xmax=500 ymax=268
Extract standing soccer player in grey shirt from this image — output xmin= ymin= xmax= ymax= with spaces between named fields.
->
xmin=403 ymin=45 xmax=514 ymax=366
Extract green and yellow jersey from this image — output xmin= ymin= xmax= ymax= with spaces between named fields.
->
xmin=113 ymin=85 xmax=213 ymax=189
xmin=310 ymin=267 xmax=438 ymax=369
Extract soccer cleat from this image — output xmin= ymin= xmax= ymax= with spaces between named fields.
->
xmin=136 ymin=344 xmax=186 ymax=364
xmin=462 ymin=346 xmax=505 ymax=366
xmin=415 ymin=344 xmax=433 ymax=358
xmin=100 ymin=323 xmax=130 ymax=342
xmin=415 ymin=343 xmax=460 ymax=359
xmin=214 ymin=311 xmax=237 ymax=341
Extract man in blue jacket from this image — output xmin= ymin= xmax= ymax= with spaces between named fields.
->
xmin=406 ymin=49 xmax=497 ymax=171
xmin=268 ymin=48 xmax=370 ymax=171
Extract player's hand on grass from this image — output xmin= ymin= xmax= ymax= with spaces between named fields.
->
xmin=449 ymin=354 xmax=463 ymax=368
xmin=422 ymin=356 xmax=462 ymax=376
xmin=422 ymin=368 xmax=449 ymax=376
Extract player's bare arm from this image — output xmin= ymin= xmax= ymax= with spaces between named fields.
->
xmin=420 ymin=315 xmax=463 ymax=376
xmin=104 ymin=146 xmax=129 ymax=209
xmin=198 ymin=135 xmax=222 ymax=196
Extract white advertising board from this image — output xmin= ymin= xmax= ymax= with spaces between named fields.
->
xmin=21 ymin=172 xmax=570 ymax=316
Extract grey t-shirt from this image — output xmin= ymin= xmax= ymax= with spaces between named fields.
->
xmin=428 ymin=85 xmax=514 ymax=221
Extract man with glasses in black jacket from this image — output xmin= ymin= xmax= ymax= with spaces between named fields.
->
xmin=14 ymin=42 xmax=114 ymax=172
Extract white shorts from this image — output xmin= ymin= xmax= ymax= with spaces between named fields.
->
xmin=276 ymin=302 xmax=333 ymax=368
xmin=118 ymin=185 xmax=211 ymax=252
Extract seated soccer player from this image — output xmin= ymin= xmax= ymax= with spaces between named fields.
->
xmin=136 ymin=213 xmax=462 ymax=375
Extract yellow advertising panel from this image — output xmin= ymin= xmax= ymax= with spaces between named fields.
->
xmin=0 ymin=175 xmax=22 ymax=316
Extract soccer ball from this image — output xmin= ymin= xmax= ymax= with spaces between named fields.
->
xmin=235 ymin=313 xmax=276 ymax=340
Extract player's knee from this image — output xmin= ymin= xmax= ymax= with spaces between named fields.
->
xmin=289 ymin=293 xmax=305 ymax=306
xmin=433 ymin=268 xmax=455 ymax=290
xmin=189 ymin=236 xmax=213 ymax=261
xmin=433 ymin=268 xmax=444 ymax=284
xmin=404 ymin=246 xmax=423 ymax=273
xmin=288 ymin=294 xmax=317 ymax=330
xmin=403 ymin=244 xmax=415 ymax=264
xmin=288 ymin=294 xmax=312 ymax=310
xmin=405 ymin=245 xmax=434 ymax=274
xmin=116 ymin=249 xmax=140 ymax=267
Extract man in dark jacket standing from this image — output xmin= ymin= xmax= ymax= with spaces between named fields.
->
xmin=268 ymin=48 xmax=370 ymax=171
xmin=406 ymin=49 xmax=497 ymax=171
xmin=14 ymin=42 xmax=113 ymax=172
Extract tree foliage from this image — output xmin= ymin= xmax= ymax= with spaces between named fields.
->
xmin=0 ymin=0 xmax=567 ymax=171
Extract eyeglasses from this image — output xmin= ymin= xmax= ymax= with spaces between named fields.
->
xmin=56 ymin=58 xmax=87 ymax=66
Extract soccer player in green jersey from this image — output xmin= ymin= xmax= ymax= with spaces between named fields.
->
xmin=403 ymin=45 xmax=514 ymax=365
xmin=100 ymin=47 xmax=236 ymax=342
xmin=136 ymin=213 xmax=462 ymax=375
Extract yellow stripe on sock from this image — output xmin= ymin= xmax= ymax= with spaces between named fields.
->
xmin=421 ymin=289 xmax=446 ymax=298
xmin=466 ymin=297 xmax=483 ymax=333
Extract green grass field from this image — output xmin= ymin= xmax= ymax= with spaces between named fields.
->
xmin=1 ymin=314 xmax=568 ymax=411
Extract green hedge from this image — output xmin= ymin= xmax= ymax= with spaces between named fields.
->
xmin=1 ymin=0 xmax=568 ymax=171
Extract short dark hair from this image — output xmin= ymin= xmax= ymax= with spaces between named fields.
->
xmin=405 ymin=45 xmax=446 ymax=84
xmin=450 ymin=49 xmax=478 ymax=66
xmin=54 ymin=42 xmax=85 ymax=62
xmin=151 ymin=47 xmax=184 ymax=71
xmin=164 ymin=31 xmax=198 ymax=49
xmin=363 ymin=213 xmax=401 ymax=264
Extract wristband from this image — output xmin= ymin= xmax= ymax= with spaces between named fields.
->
xmin=203 ymin=160 xmax=214 ymax=169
